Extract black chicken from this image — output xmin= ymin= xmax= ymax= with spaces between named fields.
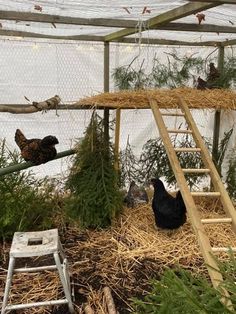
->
xmin=15 ymin=129 xmax=59 ymax=165
xmin=151 ymin=178 xmax=186 ymax=229
xmin=196 ymin=76 xmax=207 ymax=90
xmin=124 ymin=181 xmax=149 ymax=208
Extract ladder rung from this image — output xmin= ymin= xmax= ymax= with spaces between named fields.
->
xmin=167 ymin=129 xmax=192 ymax=134
xmin=5 ymin=299 xmax=68 ymax=311
xmin=212 ymin=247 xmax=236 ymax=253
xmin=191 ymin=192 xmax=221 ymax=197
xmin=201 ymin=218 xmax=232 ymax=224
xmin=14 ymin=265 xmax=60 ymax=273
xmin=182 ymin=168 xmax=210 ymax=173
xmin=161 ymin=112 xmax=185 ymax=116
xmin=174 ymin=147 xmax=201 ymax=152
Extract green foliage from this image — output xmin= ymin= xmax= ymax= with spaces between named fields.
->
xmin=150 ymin=52 xmax=204 ymax=88
xmin=139 ymin=135 xmax=208 ymax=188
xmin=218 ymin=56 xmax=236 ymax=89
xmin=112 ymin=57 xmax=147 ymax=90
xmin=226 ymin=148 xmax=236 ymax=199
xmin=133 ymin=252 xmax=236 ymax=314
xmin=0 ymin=140 xmax=57 ymax=240
xmin=119 ymin=138 xmax=140 ymax=187
xmin=212 ymin=128 xmax=233 ymax=177
xmin=112 ymin=50 xmax=236 ymax=90
xmin=65 ymin=112 xmax=123 ymax=229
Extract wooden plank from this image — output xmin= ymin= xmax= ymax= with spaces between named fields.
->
xmin=182 ymin=168 xmax=210 ymax=173
xmin=149 ymin=98 xmax=224 ymax=290
xmin=174 ymin=147 xmax=201 ymax=152
xmin=0 ymin=29 xmax=223 ymax=46
xmin=222 ymin=39 xmax=236 ymax=46
xmin=0 ymin=11 xmax=235 ymax=34
xmin=104 ymin=2 xmax=221 ymax=41
xmin=114 ymin=109 xmax=121 ymax=171
xmin=212 ymin=247 xmax=236 ymax=252
xmin=201 ymin=218 xmax=232 ymax=224
xmin=161 ymin=112 xmax=185 ymax=116
xmin=191 ymin=191 xmax=221 ymax=196
xmin=0 ymin=29 xmax=104 ymax=41
xmin=189 ymin=0 xmax=236 ymax=4
xmin=167 ymin=129 xmax=192 ymax=134
xmin=178 ymin=97 xmax=236 ymax=232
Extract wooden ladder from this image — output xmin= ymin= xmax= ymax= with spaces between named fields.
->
xmin=149 ymin=97 xmax=236 ymax=296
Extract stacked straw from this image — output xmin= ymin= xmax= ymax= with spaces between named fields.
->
xmin=77 ymin=87 xmax=236 ymax=110
xmin=0 ymin=198 xmax=235 ymax=313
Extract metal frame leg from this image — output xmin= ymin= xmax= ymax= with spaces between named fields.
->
xmin=54 ymin=253 xmax=74 ymax=314
xmin=1 ymin=257 xmax=15 ymax=314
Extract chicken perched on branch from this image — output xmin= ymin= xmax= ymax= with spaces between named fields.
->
xmin=151 ymin=178 xmax=186 ymax=229
xmin=15 ymin=129 xmax=59 ymax=165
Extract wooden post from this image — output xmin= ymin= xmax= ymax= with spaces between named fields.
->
xmin=104 ymin=42 xmax=110 ymax=148
xmin=114 ymin=108 xmax=121 ymax=171
xmin=212 ymin=46 xmax=224 ymax=171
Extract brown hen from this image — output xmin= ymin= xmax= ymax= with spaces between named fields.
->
xmin=15 ymin=129 xmax=59 ymax=165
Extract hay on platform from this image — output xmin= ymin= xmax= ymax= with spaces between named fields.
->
xmin=0 ymin=197 xmax=235 ymax=313
xmin=77 ymin=87 xmax=236 ymax=110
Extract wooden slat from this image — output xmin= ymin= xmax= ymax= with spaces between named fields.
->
xmin=167 ymin=129 xmax=192 ymax=134
xmin=104 ymin=2 xmax=220 ymax=41
xmin=191 ymin=192 xmax=221 ymax=197
xmin=179 ymin=97 xmax=236 ymax=232
xmin=212 ymin=247 xmax=236 ymax=252
xmin=174 ymin=147 xmax=201 ymax=152
xmin=201 ymin=218 xmax=232 ymax=224
xmin=182 ymin=168 xmax=210 ymax=173
xmin=1 ymin=11 xmax=235 ymax=34
xmin=189 ymin=0 xmax=236 ymax=4
xmin=149 ymin=98 xmax=224 ymax=290
xmin=161 ymin=112 xmax=185 ymax=116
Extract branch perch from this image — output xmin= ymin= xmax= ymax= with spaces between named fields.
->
xmin=0 ymin=95 xmax=61 ymax=114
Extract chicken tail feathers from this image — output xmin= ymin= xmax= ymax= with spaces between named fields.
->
xmin=15 ymin=129 xmax=27 ymax=150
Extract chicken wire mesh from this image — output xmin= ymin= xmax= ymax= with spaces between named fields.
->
xmin=0 ymin=38 xmax=235 ymax=180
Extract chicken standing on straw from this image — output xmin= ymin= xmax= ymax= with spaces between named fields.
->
xmin=151 ymin=178 xmax=186 ymax=229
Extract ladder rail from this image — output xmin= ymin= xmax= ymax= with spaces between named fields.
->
xmin=178 ymin=97 xmax=236 ymax=232
xmin=149 ymin=98 xmax=225 ymax=290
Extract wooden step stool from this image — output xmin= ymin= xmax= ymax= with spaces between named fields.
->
xmin=1 ymin=229 xmax=74 ymax=314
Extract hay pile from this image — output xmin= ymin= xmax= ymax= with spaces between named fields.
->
xmin=77 ymin=87 xmax=236 ymax=110
xmin=0 ymin=198 xmax=236 ymax=313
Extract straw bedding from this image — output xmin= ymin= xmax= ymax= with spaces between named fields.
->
xmin=77 ymin=87 xmax=236 ymax=110
xmin=0 ymin=197 xmax=235 ymax=313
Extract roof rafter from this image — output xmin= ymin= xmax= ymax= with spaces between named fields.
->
xmin=104 ymin=2 xmax=221 ymax=41
xmin=0 ymin=28 xmax=223 ymax=46
xmin=188 ymin=0 xmax=236 ymax=4
xmin=0 ymin=10 xmax=235 ymax=34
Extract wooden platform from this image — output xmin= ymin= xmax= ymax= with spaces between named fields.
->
xmin=76 ymin=87 xmax=236 ymax=110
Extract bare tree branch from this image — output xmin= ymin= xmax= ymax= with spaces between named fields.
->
xmin=0 ymin=95 xmax=61 ymax=114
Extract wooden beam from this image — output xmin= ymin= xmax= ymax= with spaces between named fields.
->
xmin=114 ymin=109 xmax=121 ymax=171
xmin=221 ymin=39 xmax=236 ymax=46
xmin=0 ymin=29 xmax=104 ymax=41
xmin=0 ymin=11 xmax=235 ymax=34
xmin=117 ymin=37 xmax=222 ymax=46
xmin=188 ymin=0 xmax=236 ymax=4
xmin=104 ymin=2 xmax=221 ymax=41
xmin=158 ymin=23 xmax=236 ymax=34
xmin=0 ymin=28 xmax=225 ymax=46
xmin=0 ymin=10 xmax=134 ymax=28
